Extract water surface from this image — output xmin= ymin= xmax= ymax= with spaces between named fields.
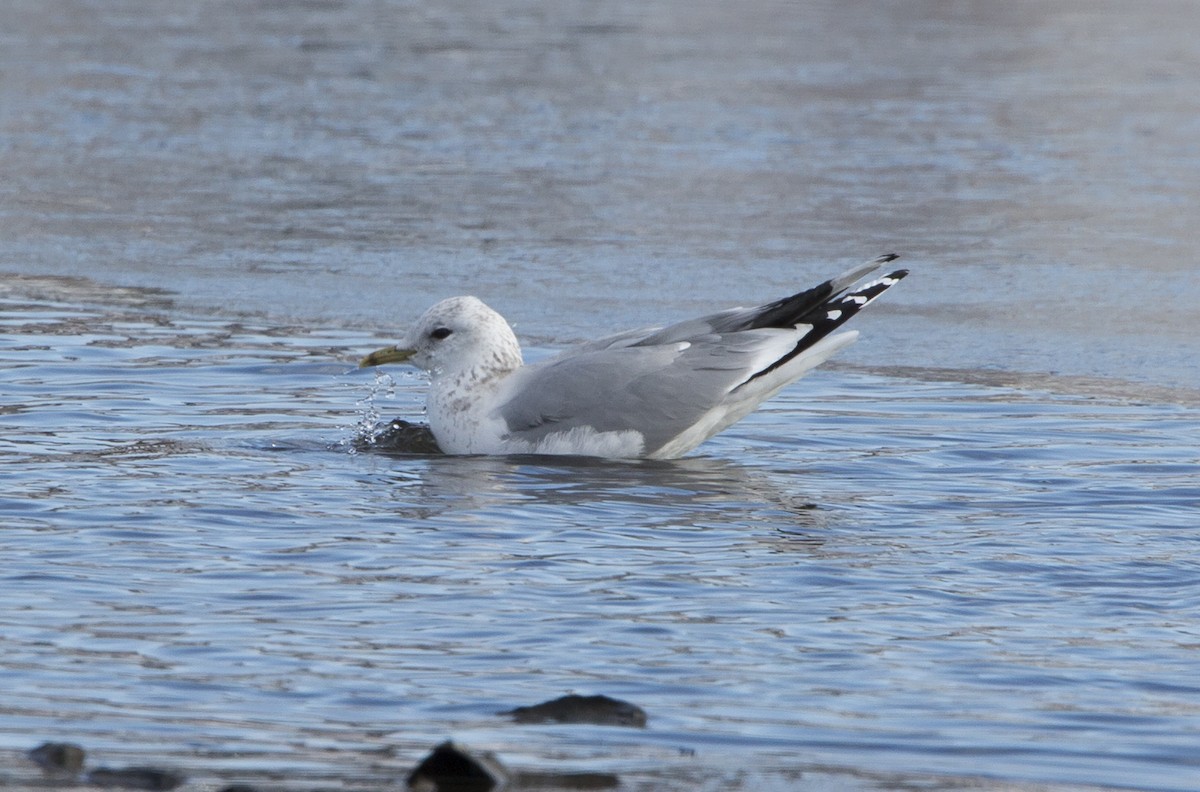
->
xmin=2 ymin=285 xmax=1198 ymax=790
xmin=3 ymin=0 xmax=1199 ymax=388
xmin=3 ymin=1 xmax=1200 ymax=790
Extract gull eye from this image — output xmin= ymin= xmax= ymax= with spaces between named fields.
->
xmin=430 ymin=327 xmax=453 ymax=340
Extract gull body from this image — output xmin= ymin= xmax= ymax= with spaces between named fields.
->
xmin=360 ymin=256 xmax=907 ymax=458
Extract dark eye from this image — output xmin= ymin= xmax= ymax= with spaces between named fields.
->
xmin=430 ymin=327 xmax=453 ymax=340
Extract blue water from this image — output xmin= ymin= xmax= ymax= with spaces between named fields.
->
xmin=4 ymin=0 xmax=1200 ymax=788
xmin=3 ymin=294 xmax=1198 ymax=790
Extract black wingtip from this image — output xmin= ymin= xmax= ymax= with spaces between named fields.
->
xmin=734 ymin=262 xmax=905 ymax=389
xmin=875 ymin=253 xmax=900 ymax=264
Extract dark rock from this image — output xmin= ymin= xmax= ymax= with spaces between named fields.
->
xmin=357 ymin=419 xmax=442 ymax=454
xmin=503 ymin=694 xmax=647 ymax=727
xmin=406 ymin=740 xmax=507 ymax=791
xmin=28 ymin=742 xmax=86 ymax=774
xmin=87 ymin=766 xmax=185 ymax=791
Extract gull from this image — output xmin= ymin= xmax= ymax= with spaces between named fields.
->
xmin=360 ymin=255 xmax=907 ymax=458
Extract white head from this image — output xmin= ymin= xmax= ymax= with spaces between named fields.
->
xmin=360 ymin=296 xmax=523 ymax=379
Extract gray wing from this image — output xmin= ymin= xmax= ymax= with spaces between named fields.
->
xmin=505 ymin=256 xmax=907 ymax=453
xmin=552 ymin=255 xmax=893 ymax=357
xmin=497 ymin=335 xmax=769 ymax=454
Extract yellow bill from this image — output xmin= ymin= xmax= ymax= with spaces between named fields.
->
xmin=359 ymin=345 xmax=415 ymax=368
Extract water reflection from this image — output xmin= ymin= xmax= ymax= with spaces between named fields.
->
xmin=350 ymin=432 xmax=830 ymax=544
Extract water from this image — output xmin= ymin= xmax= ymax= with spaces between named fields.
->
xmin=4 ymin=0 xmax=1199 ymax=388
xmin=3 ymin=284 xmax=1198 ymax=791
xmin=4 ymin=1 xmax=1200 ymax=790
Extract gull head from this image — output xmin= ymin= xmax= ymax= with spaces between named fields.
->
xmin=359 ymin=296 xmax=523 ymax=379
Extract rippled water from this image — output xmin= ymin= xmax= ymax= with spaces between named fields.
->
xmin=4 ymin=0 xmax=1200 ymax=789
xmin=3 ymin=290 xmax=1198 ymax=791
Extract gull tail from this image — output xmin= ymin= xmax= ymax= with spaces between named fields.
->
xmin=748 ymin=253 xmax=902 ymax=331
xmin=735 ymin=255 xmax=908 ymax=388
xmin=807 ymin=262 xmax=909 ymax=337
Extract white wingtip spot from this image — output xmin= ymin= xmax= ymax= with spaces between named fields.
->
xmin=826 ymin=309 xmax=843 ymax=321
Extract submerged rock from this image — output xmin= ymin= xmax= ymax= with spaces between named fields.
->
xmin=503 ymin=694 xmax=647 ymax=727
xmin=28 ymin=742 xmax=86 ymax=774
xmin=87 ymin=766 xmax=185 ymax=791
xmin=407 ymin=740 xmax=507 ymax=791
xmin=356 ymin=419 xmax=442 ymax=454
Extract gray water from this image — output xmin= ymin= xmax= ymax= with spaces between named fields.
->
xmin=3 ymin=1 xmax=1200 ymax=790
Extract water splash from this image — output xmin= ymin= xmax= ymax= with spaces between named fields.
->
xmin=359 ymin=369 xmax=396 ymax=431
xmin=342 ymin=369 xmax=441 ymax=454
